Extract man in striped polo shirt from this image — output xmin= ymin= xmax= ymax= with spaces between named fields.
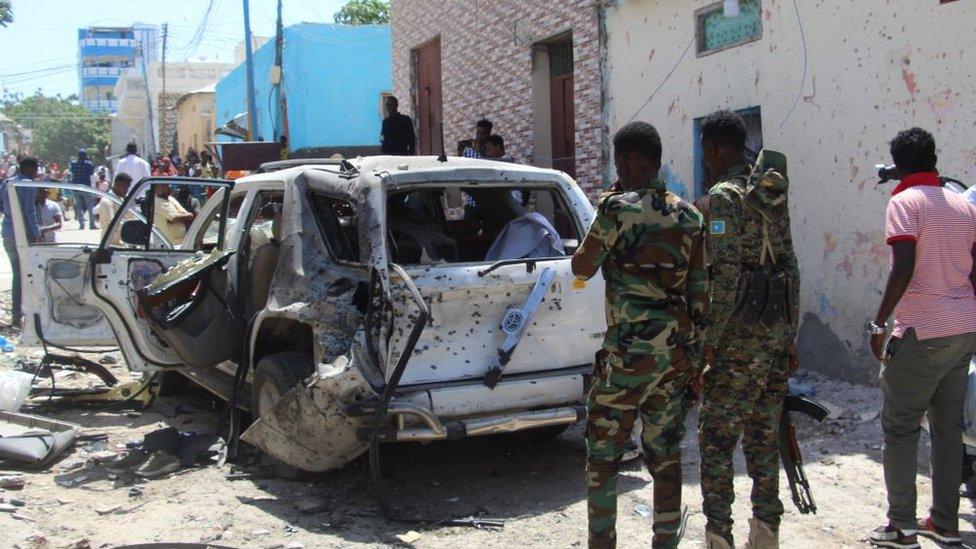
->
xmin=868 ymin=128 xmax=976 ymax=549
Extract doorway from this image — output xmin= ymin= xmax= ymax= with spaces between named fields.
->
xmin=548 ymin=37 xmax=575 ymax=178
xmin=412 ymin=38 xmax=443 ymax=156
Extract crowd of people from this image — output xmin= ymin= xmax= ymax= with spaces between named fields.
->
xmin=0 ymin=142 xmax=222 ymax=326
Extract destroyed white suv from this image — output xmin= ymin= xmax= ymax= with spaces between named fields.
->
xmin=7 ymin=156 xmax=605 ymax=471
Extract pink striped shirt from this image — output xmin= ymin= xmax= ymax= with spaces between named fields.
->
xmin=885 ymin=181 xmax=976 ymax=340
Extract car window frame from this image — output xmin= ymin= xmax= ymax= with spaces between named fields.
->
xmin=99 ymin=176 xmax=234 ymax=253
xmin=306 ymin=189 xmax=366 ymax=267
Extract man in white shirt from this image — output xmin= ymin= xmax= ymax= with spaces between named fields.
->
xmin=34 ymin=187 xmax=63 ymax=243
xmin=153 ymin=183 xmax=194 ymax=246
xmin=115 ymin=143 xmax=151 ymax=184
xmin=97 ymin=172 xmax=132 ymax=236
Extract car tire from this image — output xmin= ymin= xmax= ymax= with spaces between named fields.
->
xmin=250 ymin=352 xmax=314 ymax=420
xmin=155 ymin=370 xmax=190 ymax=396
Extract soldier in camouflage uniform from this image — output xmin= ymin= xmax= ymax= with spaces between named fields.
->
xmin=572 ymin=121 xmax=708 ymax=549
xmin=696 ymin=111 xmax=800 ymax=549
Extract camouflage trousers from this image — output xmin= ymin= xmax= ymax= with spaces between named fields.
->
xmin=698 ymin=333 xmax=790 ymax=544
xmin=586 ymin=346 xmax=693 ymax=549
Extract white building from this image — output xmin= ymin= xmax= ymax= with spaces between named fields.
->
xmin=604 ymin=0 xmax=975 ymax=381
xmin=111 ymin=61 xmax=233 ymax=159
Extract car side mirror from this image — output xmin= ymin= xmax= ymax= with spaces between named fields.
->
xmin=120 ymin=219 xmax=150 ymax=246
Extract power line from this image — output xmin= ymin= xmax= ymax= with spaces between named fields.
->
xmin=180 ymin=0 xmax=219 ymax=60
xmin=625 ymin=35 xmax=696 ymax=124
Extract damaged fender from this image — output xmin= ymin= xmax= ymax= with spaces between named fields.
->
xmin=240 ymin=354 xmax=373 ymax=472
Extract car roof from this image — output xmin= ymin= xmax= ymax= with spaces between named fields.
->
xmin=235 ymin=155 xmax=573 ymax=191
xmin=256 ymin=157 xmax=344 ymax=173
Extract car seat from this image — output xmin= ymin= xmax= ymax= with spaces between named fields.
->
xmin=248 ymin=207 xmax=283 ymax=313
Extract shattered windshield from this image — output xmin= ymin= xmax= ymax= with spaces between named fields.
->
xmin=386 ymin=185 xmax=581 ymax=265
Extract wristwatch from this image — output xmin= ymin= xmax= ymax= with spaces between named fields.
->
xmin=866 ymin=321 xmax=887 ymax=335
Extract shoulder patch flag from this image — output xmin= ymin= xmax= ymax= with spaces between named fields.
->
xmin=710 ymin=219 xmax=727 ymax=235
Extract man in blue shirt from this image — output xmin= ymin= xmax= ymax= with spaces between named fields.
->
xmin=0 ymin=157 xmax=40 ymax=326
xmin=69 ymin=148 xmax=96 ymax=230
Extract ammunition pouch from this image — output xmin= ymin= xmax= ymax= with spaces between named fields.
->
xmin=732 ymin=266 xmax=792 ymax=328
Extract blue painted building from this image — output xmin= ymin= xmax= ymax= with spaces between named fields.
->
xmin=214 ymin=23 xmax=392 ymax=156
xmin=77 ymin=24 xmax=158 ymax=114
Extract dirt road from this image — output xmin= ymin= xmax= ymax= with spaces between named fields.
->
xmin=2 ymin=355 xmax=972 ymax=548
xmin=0 ymin=239 xmax=970 ymax=547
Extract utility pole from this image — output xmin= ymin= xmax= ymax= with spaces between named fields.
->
xmin=272 ymin=0 xmax=284 ymax=142
xmin=242 ymin=0 xmax=258 ymax=141
xmin=139 ymin=43 xmax=156 ymax=156
xmin=160 ymin=22 xmax=169 ymax=155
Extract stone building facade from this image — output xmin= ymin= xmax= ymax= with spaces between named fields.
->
xmin=390 ymin=0 xmax=608 ymax=198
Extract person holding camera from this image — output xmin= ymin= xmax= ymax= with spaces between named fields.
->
xmin=867 ymin=128 xmax=976 ymax=549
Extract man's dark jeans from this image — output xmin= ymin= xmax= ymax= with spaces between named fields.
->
xmin=2 ymin=238 xmax=21 ymax=323
xmin=74 ymin=192 xmax=95 ymax=229
xmin=881 ymin=328 xmax=976 ymax=532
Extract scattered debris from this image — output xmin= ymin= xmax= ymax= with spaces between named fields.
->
xmin=0 ymin=411 xmax=79 ymax=468
xmin=86 ymin=450 xmax=120 ymax=464
xmin=633 ymin=504 xmax=652 ymax=518
xmin=0 ymin=502 xmax=18 ymax=512
xmin=0 ymin=370 xmax=32 ymax=411
xmin=23 ymin=534 xmax=47 ymax=547
xmin=251 ymin=529 xmax=271 ymax=536
xmin=200 ymin=524 xmax=224 ymax=542
xmin=95 ymin=504 xmax=122 ymax=515
xmin=395 ymin=530 xmax=424 ymax=544
xmin=859 ymin=409 xmax=880 ymax=423
xmin=54 ymin=473 xmax=88 ymax=488
xmin=98 ymin=356 xmax=117 ymax=365
xmin=296 ymin=497 xmax=328 ymax=514
xmin=0 ymin=474 xmax=25 ymax=489
xmin=12 ymin=511 xmax=35 ymax=521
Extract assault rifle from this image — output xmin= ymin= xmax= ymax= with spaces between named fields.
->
xmin=780 ymin=393 xmax=830 ymax=514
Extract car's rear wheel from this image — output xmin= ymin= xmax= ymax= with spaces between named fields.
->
xmin=250 ymin=352 xmax=313 ymax=419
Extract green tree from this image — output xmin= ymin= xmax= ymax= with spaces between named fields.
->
xmin=334 ymin=0 xmax=389 ymax=25
xmin=0 ymin=1 xmax=12 ymax=27
xmin=1 ymin=92 xmax=110 ymax=165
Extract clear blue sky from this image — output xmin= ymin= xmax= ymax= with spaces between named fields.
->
xmin=0 ymin=0 xmax=348 ymax=98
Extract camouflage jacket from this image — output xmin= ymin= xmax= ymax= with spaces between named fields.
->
xmin=704 ymin=164 xmax=801 ymax=348
xmin=574 ymin=178 xmax=708 ymax=355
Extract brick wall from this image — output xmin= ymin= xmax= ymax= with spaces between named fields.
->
xmin=391 ymin=0 xmax=606 ymax=199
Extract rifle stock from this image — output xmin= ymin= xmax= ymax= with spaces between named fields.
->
xmin=780 ymin=394 xmax=830 ymax=514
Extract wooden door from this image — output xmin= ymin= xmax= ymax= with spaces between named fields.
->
xmin=550 ymin=74 xmax=575 ymax=178
xmin=413 ymin=38 xmax=443 ymax=156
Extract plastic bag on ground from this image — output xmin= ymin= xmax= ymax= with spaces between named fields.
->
xmin=0 ymin=371 xmax=34 ymax=412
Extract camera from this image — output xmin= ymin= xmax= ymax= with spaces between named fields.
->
xmin=876 ymin=164 xmax=901 ymax=185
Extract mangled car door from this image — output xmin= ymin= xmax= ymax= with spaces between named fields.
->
xmin=6 ymin=182 xmax=127 ymax=348
xmin=241 ymin=169 xmax=384 ymax=472
xmin=90 ymin=177 xmax=236 ymax=371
